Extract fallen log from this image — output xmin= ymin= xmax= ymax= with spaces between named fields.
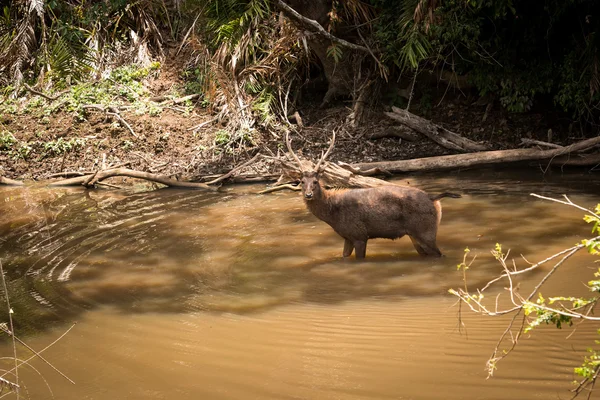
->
xmin=352 ymin=135 xmax=600 ymax=173
xmin=368 ymin=126 xmax=421 ymax=142
xmin=385 ymin=106 xmax=488 ymax=152
xmin=278 ymin=159 xmax=400 ymax=189
xmin=0 ymin=176 xmax=24 ymax=186
xmin=48 ymin=168 xmax=217 ymax=190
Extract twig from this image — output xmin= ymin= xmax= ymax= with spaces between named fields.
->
xmin=3 ymin=323 xmax=76 ymax=388
xmin=81 ymin=105 xmax=138 ymax=138
xmin=106 ymin=111 xmax=137 ymax=138
xmin=205 ymin=153 xmax=261 ymax=185
xmin=258 ymin=184 xmax=301 ymax=194
xmin=23 ymin=83 xmax=68 ymax=101
xmin=531 ymin=193 xmax=598 ymax=216
xmin=521 ymin=138 xmax=564 ymax=149
xmin=0 ymin=324 xmax=75 ymax=384
xmin=0 ymin=260 xmax=19 ymax=396
xmin=187 ymin=116 xmax=218 ymax=131
xmin=480 ymin=239 xmax=595 ymax=292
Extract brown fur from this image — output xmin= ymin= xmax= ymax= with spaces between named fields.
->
xmin=301 ymin=171 xmax=460 ymax=259
xmin=286 ymin=131 xmax=460 ymax=259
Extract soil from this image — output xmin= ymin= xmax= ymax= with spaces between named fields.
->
xmin=0 ymin=61 xmax=572 ymax=187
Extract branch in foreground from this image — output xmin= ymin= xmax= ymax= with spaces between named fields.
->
xmin=449 ymin=194 xmax=600 ymax=398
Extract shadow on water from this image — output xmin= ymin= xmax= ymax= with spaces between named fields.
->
xmin=0 ymin=167 xmax=598 ymax=334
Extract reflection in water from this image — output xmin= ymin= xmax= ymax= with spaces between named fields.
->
xmin=0 ymin=168 xmax=600 ymax=399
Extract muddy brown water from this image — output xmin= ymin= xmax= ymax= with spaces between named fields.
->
xmin=1 ymin=168 xmax=600 ymax=399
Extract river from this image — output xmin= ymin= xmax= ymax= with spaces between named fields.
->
xmin=0 ymin=168 xmax=599 ymax=399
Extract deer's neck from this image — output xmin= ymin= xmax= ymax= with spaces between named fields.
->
xmin=304 ymin=188 xmax=338 ymax=223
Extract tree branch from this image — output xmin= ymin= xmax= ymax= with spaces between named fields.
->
xmin=48 ymin=168 xmax=218 ymax=190
xmin=0 ymin=176 xmax=24 ymax=186
xmin=276 ymin=0 xmax=370 ymax=53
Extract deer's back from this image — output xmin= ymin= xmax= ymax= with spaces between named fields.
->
xmin=316 ymin=185 xmax=438 ymax=240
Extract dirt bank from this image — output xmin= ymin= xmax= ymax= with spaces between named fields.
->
xmin=0 ymin=63 xmax=571 ymax=186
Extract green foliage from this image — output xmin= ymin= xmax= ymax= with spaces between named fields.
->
xmin=251 ymin=87 xmax=276 ymax=124
xmin=370 ymin=0 xmax=600 ymax=122
xmin=206 ymin=0 xmax=271 ymax=46
xmin=11 ymin=143 xmax=33 ymax=160
xmin=575 ymin=344 xmax=600 ymax=380
xmin=43 ymin=137 xmax=86 ymax=157
xmin=456 ymin=248 xmax=471 ymax=271
xmin=523 ymin=293 xmax=573 ymax=333
xmin=326 ymin=44 xmax=344 ymax=64
xmin=215 ymin=129 xmax=231 ymax=146
xmin=0 ymin=131 xmax=16 ymax=151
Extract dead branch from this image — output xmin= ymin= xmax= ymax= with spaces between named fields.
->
xmin=153 ymin=93 xmax=201 ymax=105
xmin=368 ymin=126 xmax=421 ymax=142
xmin=279 ymin=158 xmax=391 ymax=188
xmin=24 ymin=83 xmax=68 ymax=101
xmin=82 ymin=104 xmax=138 ymax=138
xmin=0 ymin=176 xmax=24 ymax=186
xmin=352 ymin=134 xmax=600 ymax=173
xmin=258 ymin=183 xmax=301 ymax=194
xmin=337 ymin=162 xmax=392 ymax=177
xmin=187 ymin=116 xmax=218 ymax=132
xmin=385 ymin=107 xmax=488 ymax=152
xmin=48 ymin=168 xmax=217 ymax=190
xmin=520 ymin=138 xmax=564 ymax=149
xmin=275 ymin=0 xmax=370 ymax=53
xmin=205 ymin=153 xmax=261 ymax=185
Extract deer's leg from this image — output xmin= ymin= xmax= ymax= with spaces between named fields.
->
xmin=343 ymin=238 xmax=354 ymax=258
xmin=354 ymin=240 xmax=367 ymax=259
xmin=409 ymin=235 xmax=442 ymax=257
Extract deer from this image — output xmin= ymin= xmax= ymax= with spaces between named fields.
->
xmin=286 ymin=131 xmax=461 ymax=259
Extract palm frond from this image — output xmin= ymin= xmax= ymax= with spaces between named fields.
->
xmin=28 ymin=0 xmax=45 ymax=19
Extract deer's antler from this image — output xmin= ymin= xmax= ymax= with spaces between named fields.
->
xmin=314 ymin=130 xmax=336 ymax=172
xmin=285 ymin=131 xmax=305 ymax=172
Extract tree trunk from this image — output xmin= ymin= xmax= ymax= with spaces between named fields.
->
xmin=352 ymin=136 xmax=600 ymax=173
xmin=280 ymin=0 xmax=374 ymax=109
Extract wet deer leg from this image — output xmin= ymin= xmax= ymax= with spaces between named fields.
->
xmin=354 ymin=240 xmax=367 ymax=259
xmin=343 ymin=238 xmax=354 ymax=257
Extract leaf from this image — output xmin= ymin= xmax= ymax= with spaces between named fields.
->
xmin=326 ymin=44 xmax=343 ymax=63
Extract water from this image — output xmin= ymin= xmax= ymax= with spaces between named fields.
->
xmin=1 ymin=168 xmax=600 ymax=399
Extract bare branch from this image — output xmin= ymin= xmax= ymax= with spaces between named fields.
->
xmin=48 ymin=168 xmax=217 ymax=190
xmin=275 ymin=0 xmax=370 ymax=53
xmin=205 ymin=153 xmax=261 ymax=185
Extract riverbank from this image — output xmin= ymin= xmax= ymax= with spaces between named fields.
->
xmin=0 ymin=61 xmax=576 ymax=186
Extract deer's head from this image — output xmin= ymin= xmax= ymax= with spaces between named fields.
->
xmin=286 ymin=131 xmax=335 ymax=202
